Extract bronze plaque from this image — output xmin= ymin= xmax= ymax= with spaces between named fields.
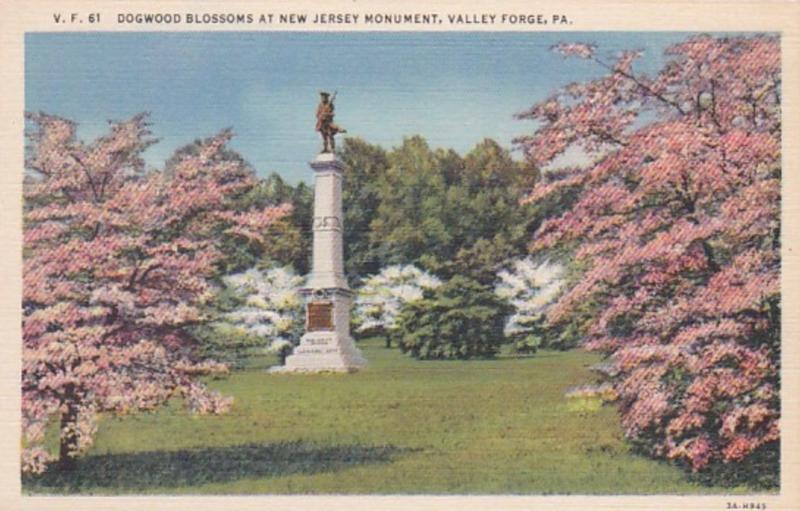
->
xmin=307 ymin=302 xmax=333 ymax=331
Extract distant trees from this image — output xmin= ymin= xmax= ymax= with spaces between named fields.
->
xmin=339 ymin=138 xmax=390 ymax=279
xmin=516 ymin=35 xmax=780 ymax=485
xmin=247 ymin=174 xmax=313 ymax=275
xmin=22 ymin=113 xmax=288 ymax=473
xmin=339 ymin=136 xmax=539 ymax=285
xmin=337 ymin=137 xmax=540 ymax=359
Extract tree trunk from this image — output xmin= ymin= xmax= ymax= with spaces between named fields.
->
xmin=385 ymin=336 xmax=392 ymax=349
xmin=58 ymin=391 xmax=79 ymax=470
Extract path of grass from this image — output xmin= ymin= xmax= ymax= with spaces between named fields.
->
xmin=25 ymin=338 xmax=752 ymax=494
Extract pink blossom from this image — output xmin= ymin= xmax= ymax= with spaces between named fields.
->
xmin=22 ymin=113 xmax=288 ymax=472
xmin=552 ymin=42 xmax=597 ymax=59
xmin=519 ymin=35 xmax=780 ymax=472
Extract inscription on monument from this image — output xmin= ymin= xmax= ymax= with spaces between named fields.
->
xmin=307 ymin=302 xmax=334 ymax=331
xmin=308 ymin=337 xmax=333 ymax=346
xmin=312 ymin=216 xmax=342 ymax=230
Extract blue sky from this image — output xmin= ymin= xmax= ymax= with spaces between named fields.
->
xmin=27 ymin=31 xmax=705 ymax=183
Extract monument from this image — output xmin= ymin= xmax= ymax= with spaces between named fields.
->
xmin=272 ymin=92 xmax=366 ymax=372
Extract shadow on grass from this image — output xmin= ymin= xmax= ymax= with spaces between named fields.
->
xmin=24 ymin=441 xmax=407 ymax=494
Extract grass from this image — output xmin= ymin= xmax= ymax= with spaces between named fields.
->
xmin=24 ymin=337 xmax=755 ymax=495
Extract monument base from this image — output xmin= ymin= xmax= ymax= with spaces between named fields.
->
xmin=270 ymin=331 xmax=367 ymax=373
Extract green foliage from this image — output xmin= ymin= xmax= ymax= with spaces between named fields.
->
xmin=340 ymin=138 xmax=390 ymax=279
xmin=367 ymin=136 xmax=450 ymax=272
xmin=164 ymin=134 xmax=545 ymax=286
xmin=391 ymin=276 xmax=513 ymax=360
xmin=339 ymin=136 xmax=539 ymax=284
xmin=547 ymin=258 xmax=598 ymax=350
xmin=506 ymin=316 xmax=545 ymax=354
xmin=239 ymin=174 xmax=313 ymax=275
xmin=190 ymin=322 xmax=265 ymax=369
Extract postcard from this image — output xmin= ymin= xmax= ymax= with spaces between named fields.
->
xmin=1 ymin=1 xmax=798 ymax=510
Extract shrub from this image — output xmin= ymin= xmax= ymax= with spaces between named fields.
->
xmin=391 ymin=276 xmax=513 ymax=359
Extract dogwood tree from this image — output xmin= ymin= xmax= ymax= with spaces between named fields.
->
xmin=353 ymin=265 xmax=441 ymax=344
xmin=516 ymin=35 xmax=780 ymax=479
xmin=495 ymin=258 xmax=563 ymax=352
xmin=22 ymin=113 xmax=289 ymax=473
xmin=221 ymin=266 xmax=304 ymax=364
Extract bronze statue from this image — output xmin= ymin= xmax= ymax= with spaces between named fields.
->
xmin=316 ymin=91 xmax=346 ymax=153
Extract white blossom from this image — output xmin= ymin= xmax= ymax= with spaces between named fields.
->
xmin=222 ymin=266 xmax=304 ymax=351
xmin=495 ymin=258 xmax=564 ymax=336
xmin=354 ymin=265 xmax=441 ymax=334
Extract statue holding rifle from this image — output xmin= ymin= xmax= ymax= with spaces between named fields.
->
xmin=316 ymin=91 xmax=346 ymax=153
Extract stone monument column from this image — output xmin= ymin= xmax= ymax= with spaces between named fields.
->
xmin=274 ymin=152 xmax=367 ymax=373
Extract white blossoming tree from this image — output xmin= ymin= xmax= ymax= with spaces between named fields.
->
xmin=222 ymin=266 xmax=304 ymax=364
xmin=495 ymin=258 xmax=564 ymax=353
xmin=353 ymin=264 xmax=442 ymax=347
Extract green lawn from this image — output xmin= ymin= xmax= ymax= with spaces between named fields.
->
xmin=25 ymin=338 xmax=753 ymax=495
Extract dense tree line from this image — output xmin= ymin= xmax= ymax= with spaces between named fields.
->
xmin=257 ymin=136 xmax=540 ymax=287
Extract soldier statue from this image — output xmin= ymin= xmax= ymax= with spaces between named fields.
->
xmin=316 ymin=91 xmax=346 ymax=153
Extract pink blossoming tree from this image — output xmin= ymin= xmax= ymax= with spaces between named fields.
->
xmin=22 ymin=113 xmax=289 ymax=473
xmin=516 ymin=35 xmax=780 ymax=480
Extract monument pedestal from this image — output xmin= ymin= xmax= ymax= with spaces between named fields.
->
xmin=271 ymin=153 xmax=366 ymax=373
xmin=274 ymin=289 xmax=366 ymax=373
